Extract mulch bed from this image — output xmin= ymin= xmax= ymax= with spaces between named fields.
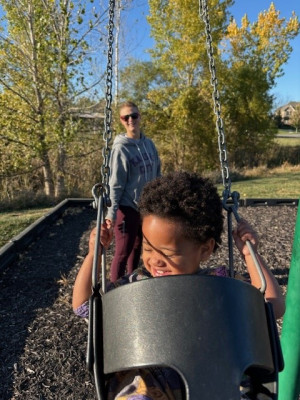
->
xmin=0 ymin=204 xmax=298 ymax=400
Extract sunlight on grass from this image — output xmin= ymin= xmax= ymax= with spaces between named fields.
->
xmin=242 ymin=164 xmax=300 ymax=178
xmin=231 ymin=177 xmax=299 ymax=199
xmin=274 ymin=138 xmax=300 ymax=147
xmin=217 ymin=166 xmax=300 ymax=198
xmin=0 ymin=208 xmax=52 ymax=248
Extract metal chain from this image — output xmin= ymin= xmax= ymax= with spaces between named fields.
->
xmin=198 ymin=0 xmax=231 ymax=199
xmin=87 ymin=4 xmax=116 ymax=398
xmin=198 ymin=1 xmax=266 ymax=291
xmin=101 ymin=0 xmax=116 ymax=202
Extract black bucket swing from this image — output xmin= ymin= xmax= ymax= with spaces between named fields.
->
xmin=86 ymin=0 xmax=284 ymax=399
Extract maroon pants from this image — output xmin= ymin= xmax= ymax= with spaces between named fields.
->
xmin=110 ymin=205 xmax=142 ymax=282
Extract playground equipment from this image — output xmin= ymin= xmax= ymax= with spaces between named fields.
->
xmin=278 ymin=205 xmax=300 ymax=400
xmin=85 ymin=0 xmax=285 ymax=399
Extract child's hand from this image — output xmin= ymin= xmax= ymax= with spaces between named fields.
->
xmin=88 ymin=222 xmax=113 ymax=254
xmin=102 ymin=220 xmax=114 ymax=248
xmin=232 ymin=219 xmax=259 ymax=257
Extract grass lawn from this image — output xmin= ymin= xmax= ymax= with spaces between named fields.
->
xmin=218 ymin=170 xmax=300 ymax=199
xmin=0 ymin=208 xmax=52 ymax=248
xmin=277 ymin=128 xmax=296 ymax=133
xmin=275 ymin=138 xmax=300 ymax=146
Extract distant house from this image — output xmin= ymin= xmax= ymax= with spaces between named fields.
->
xmin=70 ymin=103 xmax=105 ymax=134
xmin=275 ymin=101 xmax=300 ymax=127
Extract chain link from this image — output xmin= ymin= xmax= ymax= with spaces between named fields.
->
xmin=197 ymin=1 xmax=268 ymax=284
xmin=199 ymin=0 xmax=231 ymax=197
xmin=101 ymin=0 xmax=116 ymax=202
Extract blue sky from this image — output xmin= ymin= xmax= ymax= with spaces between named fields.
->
xmin=122 ymin=0 xmax=300 ymax=105
xmin=0 ymin=1 xmax=298 ymax=105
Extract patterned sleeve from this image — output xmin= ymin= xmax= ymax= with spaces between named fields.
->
xmin=73 ymin=268 xmax=151 ymax=318
xmin=107 ymin=267 xmax=151 ymax=291
xmin=199 ymin=265 xmax=248 ymax=282
xmin=73 ymin=300 xmax=89 ymax=318
xmin=199 ymin=265 xmax=229 ymax=277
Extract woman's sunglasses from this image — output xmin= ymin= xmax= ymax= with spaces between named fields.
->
xmin=120 ymin=112 xmax=140 ymax=122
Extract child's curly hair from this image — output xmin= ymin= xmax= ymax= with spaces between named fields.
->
xmin=139 ymin=171 xmax=224 ymax=251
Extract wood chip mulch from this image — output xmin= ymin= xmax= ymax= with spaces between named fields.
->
xmin=0 ymin=204 xmax=298 ymax=400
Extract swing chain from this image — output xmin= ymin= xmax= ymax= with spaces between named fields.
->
xmin=87 ymin=3 xmax=116 ymax=398
xmin=101 ymin=0 xmax=116 ymax=202
xmin=198 ymin=0 xmax=231 ymax=198
xmin=197 ymin=4 xmax=266 ymax=291
xmin=198 ymin=3 xmax=267 ymax=267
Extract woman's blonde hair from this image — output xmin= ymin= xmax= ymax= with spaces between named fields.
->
xmin=119 ymin=101 xmax=139 ymax=113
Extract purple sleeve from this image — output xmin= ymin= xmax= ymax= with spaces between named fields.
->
xmin=73 ymin=268 xmax=150 ymax=319
xmin=199 ymin=265 xmax=229 ymax=277
xmin=74 ymin=301 xmax=89 ymax=318
xmin=214 ymin=265 xmax=229 ymax=277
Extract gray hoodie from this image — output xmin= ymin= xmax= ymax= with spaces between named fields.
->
xmin=106 ymin=133 xmax=161 ymax=221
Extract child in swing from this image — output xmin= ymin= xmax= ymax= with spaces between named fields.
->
xmin=73 ymin=171 xmax=285 ymax=400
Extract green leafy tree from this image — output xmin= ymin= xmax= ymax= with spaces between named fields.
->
xmin=118 ymin=60 xmax=164 ymax=109
xmin=222 ymin=3 xmax=300 ymax=166
xmin=219 ymin=61 xmax=276 ymax=167
xmin=137 ymin=0 xmax=300 ymax=171
xmin=0 ymin=0 xmax=107 ymax=198
xmin=144 ymin=0 xmax=233 ymax=171
xmin=225 ymin=4 xmax=299 ymax=84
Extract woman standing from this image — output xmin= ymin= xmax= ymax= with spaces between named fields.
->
xmin=106 ymin=101 xmax=161 ymax=282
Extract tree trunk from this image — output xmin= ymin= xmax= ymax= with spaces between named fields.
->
xmin=55 ymin=143 xmax=66 ymax=198
xmin=42 ymin=156 xmax=55 ymax=197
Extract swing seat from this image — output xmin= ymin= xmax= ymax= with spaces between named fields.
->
xmin=102 ymin=275 xmax=283 ymax=399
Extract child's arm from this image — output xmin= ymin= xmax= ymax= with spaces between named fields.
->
xmin=72 ymin=223 xmax=112 ymax=311
xmin=233 ymin=219 xmax=285 ymax=319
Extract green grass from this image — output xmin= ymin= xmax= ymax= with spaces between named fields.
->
xmin=275 ymin=138 xmax=300 ymax=146
xmin=219 ymin=173 xmax=300 ymax=199
xmin=277 ymin=129 xmax=296 ymax=134
xmin=275 ymin=129 xmax=300 ymax=146
xmin=217 ymin=168 xmax=300 ymax=199
xmin=0 ymin=208 xmax=52 ymax=248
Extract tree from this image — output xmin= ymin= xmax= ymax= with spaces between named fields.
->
xmin=222 ymin=3 xmax=299 ymax=166
xmin=219 ymin=60 xmax=276 ymax=167
xmin=118 ymin=60 xmax=164 ymax=107
xmin=0 ymin=0 xmax=107 ymax=198
xmin=137 ymin=0 xmax=233 ymax=171
xmin=225 ymin=4 xmax=299 ymax=85
xmin=137 ymin=0 xmax=300 ymax=171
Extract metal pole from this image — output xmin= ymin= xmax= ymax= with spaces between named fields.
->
xmin=278 ymin=202 xmax=300 ymax=400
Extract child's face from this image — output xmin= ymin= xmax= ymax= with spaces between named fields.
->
xmin=142 ymin=215 xmax=214 ymax=277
